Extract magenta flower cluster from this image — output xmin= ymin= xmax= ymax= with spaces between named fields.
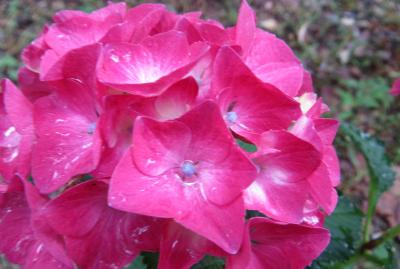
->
xmin=0 ymin=1 xmax=340 ymax=268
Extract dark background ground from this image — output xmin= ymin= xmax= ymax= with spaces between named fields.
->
xmin=0 ymin=1 xmax=399 ymax=268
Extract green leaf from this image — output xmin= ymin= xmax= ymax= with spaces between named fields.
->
xmin=341 ymin=123 xmax=395 ymax=194
xmin=245 ymin=210 xmax=266 ymax=219
xmin=373 ymin=242 xmax=397 ymax=268
xmin=340 ymin=123 xmax=396 ymax=242
xmin=191 ymin=256 xmax=225 ymax=269
xmin=126 ymin=255 xmax=147 ymax=269
xmin=383 ymin=242 xmax=400 ymax=269
xmin=126 ymin=252 xmax=158 ymax=269
xmin=141 ymin=252 xmax=159 ymax=269
xmin=309 ymin=197 xmax=364 ymax=268
xmin=236 ymin=139 xmax=257 ymax=153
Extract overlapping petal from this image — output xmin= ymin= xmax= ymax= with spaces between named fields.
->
xmin=31 ymin=80 xmax=102 ymax=193
xmin=227 ymin=217 xmax=330 ymax=269
xmin=158 ymin=221 xmax=225 ymax=269
xmin=213 ymin=47 xmax=301 ymax=143
xmin=44 ymin=180 xmax=162 ymax=269
xmin=97 ymin=31 xmax=209 ymax=96
xmin=0 ymin=178 xmax=73 ymax=269
xmin=0 ymin=80 xmax=34 ymax=182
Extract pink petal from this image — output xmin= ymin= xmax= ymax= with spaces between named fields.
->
xmin=390 ymin=78 xmax=400 ymax=96
xmin=132 ymin=117 xmax=191 ymax=177
xmin=252 ymin=62 xmax=304 ymax=97
xmin=179 ymin=101 xmax=235 ymax=163
xmin=299 ymin=69 xmax=314 ymax=95
xmin=40 ymin=44 xmax=101 ymax=86
xmin=44 ymin=182 xmax=106 ymax=237
xmin=174 ymin=18 xmax=203 ymax=44
xmin=0 ymin=80 xmax=34 ymax=181
xmin=227 ymin=217 xmax=330 ymax=269
xmin=225 ymin=225 xmax=252 ymax=269
xmin=245 ymin=29 xmax=300 ymax=69
xmin=256 ymin=130 xmax=321 ymax=183
xmin=3 ymin=80 xmax=33 ymax=134
xmin=301 ymin=200 xmax=326 ymax=227
xmin=177 ymin=194 xmax=246 ymax=254
xmin=46 ymin=3 xmax=126 ymax=55
xmin=98 ymin=94 xmax=139 ymax=148
xmin=323 ymin=145 xmax=340 ymax=187
xmin=154 ymin=77 xmax=198 ymax=120
xmin=109 ymin=150 xmax=188 ymax=218
xmin=120 ymin=4 xmax=166 ymax=43
xmin=97 ymin=31 xmax=208 ymax=96
xmin=307 ymin=163 xmax=338 ymax=214
xmin=18 ymin=67 xmax=55 ymax=102
xmin=245 ymin=130 xmax=321 ymax=223
xmin=0 ymin=179 xmax=72 ymax=268
xmin=235 ymin=0 xmax=256 ymax=56
xmin=197 ymin=22 xmax=232 ymax=46
xmin=44 ymin=180 xmax=161 ymax=269
xmin=92 ymin=139 xmax=130 ymax=179
xmin=21 ymin=27 xmax=49 ymax=72
xmin=32 ymin=82 xmax=101 ymax=193
xmin=0 ymin=114 xmax=20 ymax=181
xmin=313 ymin=118 xmax=339 ymax=145
xmin=291 ymin=116 xmax=323 ymax=152
xmin=213 ymin=47 xmax=301 ymax=142
xmin=245 ymin=179 xmax=309 ymax=223
xmin=199 ymin=146 xmax=256 ymax=205
xmin=158 ymin=221 xmax=224 ymax=269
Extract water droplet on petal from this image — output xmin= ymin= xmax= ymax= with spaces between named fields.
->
xmin=146 ymin=158 xmax=156 ymax=166
xmin=36 ymin=243 xmax=44 ymax=254
xmin=52 ymin=171 xmax=59 ymax=180
xmin=110 ymin=54 xmax=120 ymax=63
xmin=2 ymin=147 xmax=18 ymax=163
xmin=123 ymin=53 xmax=132 ymax=61
xmin=81 ymin=142 xmax=93 ymax=150
xmin=199 ymin=184 xmax=208 ymax=201
xmin=4 ymin=126 xmax=16 ymax=137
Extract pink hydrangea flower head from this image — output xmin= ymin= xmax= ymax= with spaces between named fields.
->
xmin=0 ymin=0 xmax=341 ymax=267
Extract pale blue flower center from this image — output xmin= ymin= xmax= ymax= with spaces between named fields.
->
xmin=87 ymin=123 xmax=97 ymax=135
xmin=181 ymin=161 xmax=196 ymax=177
xmin=226 ymin=111 xmax=238 ymax=124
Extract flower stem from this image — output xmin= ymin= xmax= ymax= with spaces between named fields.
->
xmin=362 ymin=224 xmax=400 ymax=250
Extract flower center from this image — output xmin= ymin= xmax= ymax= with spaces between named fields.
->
xmin=87 ymin=122 xmax=97 ymax=135
xmin=181 ymin=160 xmax=197 ymax=178
xmin=225 ymin=111 xmax=238 ymax=124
